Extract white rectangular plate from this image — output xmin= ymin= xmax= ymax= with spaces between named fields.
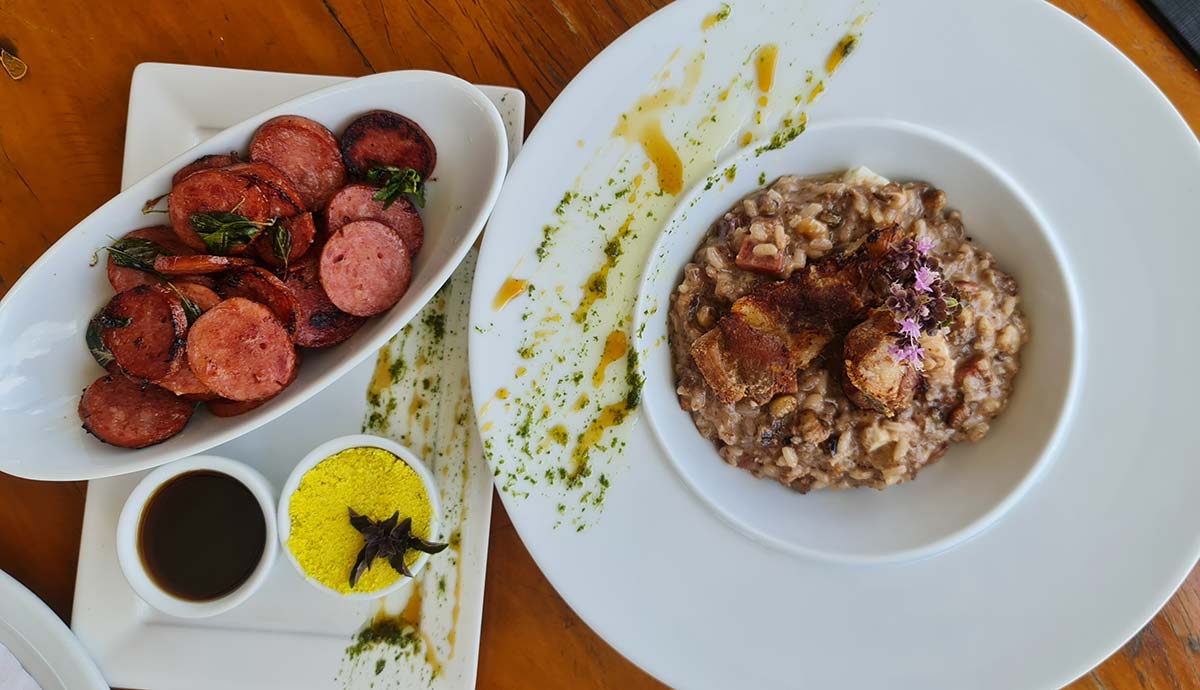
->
xmin=71 ymin=63 xmax=525 ymax=690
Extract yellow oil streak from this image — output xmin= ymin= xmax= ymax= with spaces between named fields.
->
xmin=493 ymin=276 xmax=529 ymax=310
xmin=756 ymin=44 xmax=778 ymax=92
xmin=807 ymin=81 xmax=825 ymax=104
xmin=827 ymin=34 xmax=858 ymax=74
xmin=574 ymin=215 xmax=635 ymax=323
xmin=571 ymin=401 xmax=632 ymax=477
xmin=592 ymin=330 xmax=629 ymax=387
xmin=612 ymin=53 xmax=704 ymax=195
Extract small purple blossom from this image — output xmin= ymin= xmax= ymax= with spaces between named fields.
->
xmin=898 ymin=318 xmax=921 ymax=340
xmin=913 ymin=266 xmax=938 ymax=293
xmin=879 ymin=232 xmax=961 ymax=369
xmin=888 ymin=344 xmax=926 ymax=370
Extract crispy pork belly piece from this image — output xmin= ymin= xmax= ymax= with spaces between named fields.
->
xmin=842 ymin=310 xmax=917 ymax=417
xmin=690 ymin=310 xmax=830 ymax=405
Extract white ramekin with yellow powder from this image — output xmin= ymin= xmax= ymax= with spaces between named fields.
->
xmin=277 ymin=434 xmax=441 ymax=599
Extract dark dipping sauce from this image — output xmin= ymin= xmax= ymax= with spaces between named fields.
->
xmin=138 ymin=470 xmax=266 ymax=601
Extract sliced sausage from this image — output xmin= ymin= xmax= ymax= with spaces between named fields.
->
xmin=249 ymin=115 xmax=346 ymax=210
xmin=282 ymin=251 xmax=365 ymax=348
xmin=170 ymin=282 xmax=222 ymax=312
xmin=78 ymin=374 xmax=194 ymax=448
xmin=154 ymin=254 xmax=257 ymax=276
xmin=168 ymin=169 xmax=272 ymax=253
xmin=106 ymin=226 xmax=196 ymax=293
xmin=251 ymin=212 xmax=316 ymax=268
xmin=154 ymin=364 xmax=216 ymax=400
xmin=206 ymin=397 xmax=267 ymax=418
xmin=324 ymin=183 xmax=424 ymax=255
xmin=216 ymin=267 xmax=301 ymax=338
xmin=187 ymin=297 xmax=297 ymax=401
xmin=340 ymin=110 xmax=436 ymax=179
xmin=171 ymin=151 xmax=243 ymax=187
xmin=154 ymin=285 xmax=221 ymax=399
xmin=319 ymin=220 xmax=412 ymax=317
xmin=223 ymin=161 xmax=306 ymax=217
xmin=100 ymin=285 xmax=187 ymax=381
xmin=205 ymin=361 xmax=298 ymax=416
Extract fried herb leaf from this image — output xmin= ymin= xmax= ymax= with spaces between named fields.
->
xmin=347 ymin=509 xmax=447 ymax=588
xmin=94 ymin=237 xmax=172 ymax=273
xmin=269 ymin=220 xmax=292 ymax=274
xmin=96 ymin=313 xmax=132 ymax=329
xmin=366 ymin=166 xmax=426 ymax=209
xmin=189 ymin=212 xmax=270 ymax=255
xmin=165 ymin=282 xmax=202 ymax=325
xmin=85 ymin=314 xmax=116 ymax=369
xmin=141 ymin=193 xmax=169 ymax=215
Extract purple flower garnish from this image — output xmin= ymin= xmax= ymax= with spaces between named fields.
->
xmin=879 ymin=232 xmax=962 ymax=369
xmin=898 ymin=318 xmax=921 ymax=340
xmin=887 ymin=344 xmax=926 ymax=370
xmin=913 ymin=266 xmax=937 ymax=293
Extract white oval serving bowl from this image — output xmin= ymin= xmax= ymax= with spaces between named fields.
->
xmin=634 ymin=118 xmax=1083 ymax=564
xmin=116 ymin=454 xmax=278 ymax=618
xmin=0 ymin=70 xmax=507 ymax=481
xmin=277 ymin=434 xmax=442 ymax=600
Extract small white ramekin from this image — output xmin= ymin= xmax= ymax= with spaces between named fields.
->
xmin=116 ymin=455 xmax=278 ymax=618
xmin=277 ymin=434 xmax=442 ymax=600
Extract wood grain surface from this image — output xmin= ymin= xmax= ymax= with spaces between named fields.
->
xmin=0 ymin=1 xmax=1197 ymax=688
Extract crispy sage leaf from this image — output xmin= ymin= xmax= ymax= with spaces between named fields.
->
xmin=86 ymin=312 xmax=131 ymax=369
xmin=269 ymin=220 xmax=292 ymax=274
xmin=189 ymin=212 xmax=268 ymax=255
xmin=94 ymin=237 xmax=172 ymax=273
xmin=366 ymin=166 xmax=426 ymax=209
xmin=164 ymin=283 xmax=202 ymax=325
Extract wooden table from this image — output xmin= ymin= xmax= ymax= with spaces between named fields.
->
xmin=0 ymin=1 xmax=1197 ymax=687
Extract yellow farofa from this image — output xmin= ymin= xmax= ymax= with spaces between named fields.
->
xmin=288 ymin=447 xmax=434 ymax=594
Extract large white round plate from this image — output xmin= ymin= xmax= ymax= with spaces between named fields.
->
xmin=469 ymin=1 xmax=1200 ymax=688
xmin=0 ymin=70 xmax=507 ymax=481
xmin=0 ymin=570 xmax=107 ymax=690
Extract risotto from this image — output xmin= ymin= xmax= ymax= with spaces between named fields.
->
xmin=667 ymin=169 xmax=1027 ymax=492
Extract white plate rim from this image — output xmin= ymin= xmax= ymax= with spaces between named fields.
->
xmin=468 ymin=1 xmax=1200 ymax=688
xmin=631 ymin=115 xmax=1088 ymax=565
xmin=0 ymin=569 xmax=107 ymax=690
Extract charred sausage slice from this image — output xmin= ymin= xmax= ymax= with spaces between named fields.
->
xmin=168 ymin=169 xmax=272 ymax=253
xmin=251 ymin=212 xmax=316 ymax=268
xmin=340 ymin=110 xmax=436 ymax=179
xmin=205 ymin=397 xmax=267 ymax=418
xmin=78 ymin=374 xmax=194 ymax=448
xmin=99 ymin=285 xmax=188 ymax=381
xmin=170 ymin=282 xmax=222 ymax=312
xmin=153 ymin=284 xmax=221 ymax=399
xmin=282 ymin=251 xmax=365 ymax=348
xmin=216 ymin=267 xmax=301 ymax=339
xmin=171 ymin=152 xmax=243 ymax=186
xmin=154 ymin=254 xmax=257 ymax=276
xmin=106 ymin=226 xmax=196 ymax=293
xmin=223 ymin=161 xmax=307 ymax=217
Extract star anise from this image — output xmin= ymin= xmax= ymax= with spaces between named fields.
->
xmin=348 ymin=509 xmax=448 ymax=588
